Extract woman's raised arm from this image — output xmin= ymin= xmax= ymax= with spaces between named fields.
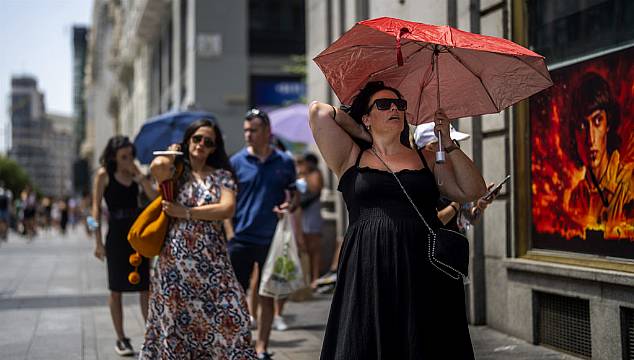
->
xmin=308 ymin=101 xmax=368 ymax=177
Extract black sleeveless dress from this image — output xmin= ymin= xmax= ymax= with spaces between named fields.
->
xmin=104 ymin=172 xmax=150 ymax=292
xmin=320 ymin=150 xmax=474 ymax=360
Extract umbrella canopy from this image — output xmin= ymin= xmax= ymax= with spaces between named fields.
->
xmin=314 ymin=17 xmax=553 ymax=124
xmin=134 ymin=111 xmax=216 ymax=164
xmin=269 ymin=104 xmax=314 ymax=144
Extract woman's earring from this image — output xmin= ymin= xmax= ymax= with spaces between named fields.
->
xmin=365 ymin=124 xmax=371 ymax=131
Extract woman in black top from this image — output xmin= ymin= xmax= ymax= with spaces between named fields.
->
xmin=92 ymin=136 xmax=158 ymax=356
xmin=309 ymin=81 xmax=487 ymax=359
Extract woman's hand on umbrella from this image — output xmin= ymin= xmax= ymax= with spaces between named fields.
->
xmin=434 ymin=109 xmax=452 ymax=149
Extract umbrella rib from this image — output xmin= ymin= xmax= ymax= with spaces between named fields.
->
xmin=446 ymin=48 xmax=499 ymax=112
xmin=315 ymin=43 xmax=412 ymax=60
xmin=368 ymin=43 xmax=433 ymax=78
xmin=511 ymin=54 xmax=553 ymax=85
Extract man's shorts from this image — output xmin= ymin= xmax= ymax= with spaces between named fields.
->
xmin=228 ymin=240 xmax=271 ymax=293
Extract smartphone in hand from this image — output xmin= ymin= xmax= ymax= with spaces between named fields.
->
xmin=482 ymin=175 xmax=511 ymax=201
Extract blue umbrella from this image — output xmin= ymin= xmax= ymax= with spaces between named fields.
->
xmin=134 ymin=111 xmax=216 ymax=164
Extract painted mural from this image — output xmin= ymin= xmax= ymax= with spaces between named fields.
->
xmin=530 ymin=46 xmax=634 ymax=258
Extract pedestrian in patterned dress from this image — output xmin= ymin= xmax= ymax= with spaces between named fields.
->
xmin=141 ymin=119 xmax=256 ymax=359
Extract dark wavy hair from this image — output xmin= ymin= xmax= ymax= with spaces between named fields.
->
xmin=99 ymin=135 xmax=136 ymax=174
xmin=347 ymin=81 xmax=411 ymax=149
xmin=179 ymin=118 xmax=234 ymax=177
xmin=568 ymin=72 xmax=621 ymax=167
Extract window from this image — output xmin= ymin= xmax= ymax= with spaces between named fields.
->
xmin=249 ymin=0 xmax=305 ymax=55
xmin=528 ymin=0 xmax=634 ymax=65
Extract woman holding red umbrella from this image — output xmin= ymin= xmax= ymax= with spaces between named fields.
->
xmin=309 ymin=81 xmax=486 ymax=359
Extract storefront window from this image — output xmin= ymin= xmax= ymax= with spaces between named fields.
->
xmin=528 ymin=0 xmax=634 ymax=65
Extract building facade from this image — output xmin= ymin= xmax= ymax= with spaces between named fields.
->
xmin=9 ymin=77 xmax=75 ymax=197
xmin=84 ymin=0 xmax=118 ymax=171
xmin=83 ymin=0 xmax=305 ymax=172
xmin=307 ymin=1 xmax=634 ymax=359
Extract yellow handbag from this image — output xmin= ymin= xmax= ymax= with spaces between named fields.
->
xmin=128 ymin=194 xmax=168 ymax=258
xmin=127 ymin=163 xmax=183 ymax=284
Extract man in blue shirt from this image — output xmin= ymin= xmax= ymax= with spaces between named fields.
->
xmin=228 ymin=109 xmax=297 ymax=360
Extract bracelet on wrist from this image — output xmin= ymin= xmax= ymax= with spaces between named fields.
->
xmin=444 ymin=143 xmax=459 ymax=153
xmin=330 ymin=105 xmax=337 ymax=120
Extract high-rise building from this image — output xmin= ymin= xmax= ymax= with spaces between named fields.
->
xmin=72 ymin=26 xmax=90 ymax=193
xmin=9 ymin=76 xmax=74 ymax=197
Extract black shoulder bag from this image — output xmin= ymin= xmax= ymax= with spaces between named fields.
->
xmin=370 ymin=148 xmax=469 ymax=282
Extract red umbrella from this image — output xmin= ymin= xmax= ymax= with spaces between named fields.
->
xmin=313 ymin=17 xmax=553 ymax=126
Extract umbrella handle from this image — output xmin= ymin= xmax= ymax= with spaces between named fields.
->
xmin=433 ymin=46 xmax=445 ymax=164
xmin=436 ymin=131 xmax=446 ymax=164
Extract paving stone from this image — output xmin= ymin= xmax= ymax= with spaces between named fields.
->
xmin=0 ymin=228 xmax=580 ymax=359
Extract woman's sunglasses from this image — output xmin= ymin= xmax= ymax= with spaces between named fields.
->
xmin=191 ymin=134 xmax=216 ymax=148
xmin=367 ymin=98 xmax=407 ymax=113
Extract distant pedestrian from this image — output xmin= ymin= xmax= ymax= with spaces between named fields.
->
xmin=297 ymin=153 xmax=324 ymax=289
xmin=91 ymin=135 xmax=158 ymax=356
xmin=141 ymin=119 xmax=256 ymax=359
xmin=21 ymin=186 xmax=37 ymax=239
xmin=79 ymin=189 xmax=92 ymax=236
xmin=59 ymin=198 xmax=69 ymax=235
xmin=0 ymin=181 xmax=12 ymax=241
xmin=227 ymin=108 xmax=298 ymax=359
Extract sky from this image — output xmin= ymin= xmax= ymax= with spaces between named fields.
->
xmin=0 ymin=0 xmax=92 ymax=153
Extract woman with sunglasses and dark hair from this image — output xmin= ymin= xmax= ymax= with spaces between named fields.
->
xmin=92 ymin=135 xmax=158 ymax=356
xmin=309 ymin=81 xmax=487 ymax=359
xmin=140 ymin=119 xmax=256 ymax=359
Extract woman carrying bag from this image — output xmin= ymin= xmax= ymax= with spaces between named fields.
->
xmin=309 ymin=81 xmax=487 ymax=359
xmin=140 ymin=119 xmax=256 ymax=359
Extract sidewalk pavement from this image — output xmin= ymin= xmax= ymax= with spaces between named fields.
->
xmin=0 ymin=228 xmax=579 ymax=359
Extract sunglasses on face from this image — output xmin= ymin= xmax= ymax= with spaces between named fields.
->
xmin=191 ymin=135 xmax=216 ymax=148
xmin=367 ymin=98 xmax=407 ymax=113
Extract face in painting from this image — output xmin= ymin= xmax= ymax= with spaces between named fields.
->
xmin=575 ymin=109 xmax=609 ymax=170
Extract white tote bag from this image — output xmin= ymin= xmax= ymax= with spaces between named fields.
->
xmin=259 ymin=214 xmax=305 ymax=299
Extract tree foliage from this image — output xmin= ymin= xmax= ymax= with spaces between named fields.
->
xmin=0 ymin=156 xmax=32 ymax=195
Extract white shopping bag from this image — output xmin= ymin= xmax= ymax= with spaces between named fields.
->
xmin=259 ymin=214 xmax=305 ymax=299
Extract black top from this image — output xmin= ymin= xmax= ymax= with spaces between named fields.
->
xmin=104 ymin=171 xmax=139 ymax=213
xmin=338 ymin=149 xmax=441 ymax=229
xmin=322 ymin=148 xmax=474 ymax=359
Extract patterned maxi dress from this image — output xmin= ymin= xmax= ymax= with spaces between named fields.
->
xmin=141 ymin=168 xmax=256 ymax=360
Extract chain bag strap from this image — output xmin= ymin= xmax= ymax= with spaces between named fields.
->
xmin=369 ymin=148 xmax=469 ymax=282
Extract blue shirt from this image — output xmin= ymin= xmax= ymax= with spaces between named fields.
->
xmin=230 ymin=148 xmax=296 ymax=245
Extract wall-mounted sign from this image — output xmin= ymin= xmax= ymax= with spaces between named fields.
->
xmin=252 ymin=77 xmax=305 ymax=106
xmin=197 ymin=33 xmax=222 ymax=59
